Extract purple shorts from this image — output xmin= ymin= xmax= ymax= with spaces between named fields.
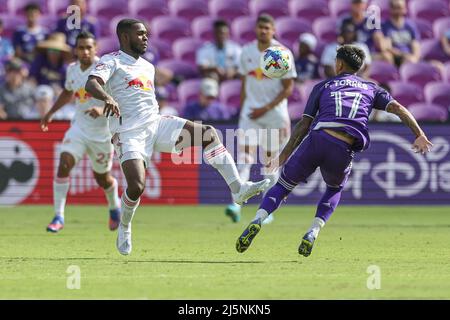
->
xmin=278 ymin=130 xmax=354 ymax=190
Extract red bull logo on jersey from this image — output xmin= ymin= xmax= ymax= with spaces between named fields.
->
xmin=74 ymin=88 xmax=92 ymax=103
xmin=126 ymin=74 xmax=154 ymax=91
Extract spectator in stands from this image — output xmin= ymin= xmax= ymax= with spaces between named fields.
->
xmin=55 ymin=0 xmax=98 ymax=48
xmin=295 ymin=33 xmax=320 ymax=83
xmin=382 ymin=0 xmax=421 ymax=67
xmin=156 ymin=86 xmax=179 ymax=117
xmin=13 ymin=3 xmax=49 ymax=63
xmin=196 ymin=19 xmax=241 ymax=82
xmin=0 ymin=58 xmax=35 ymax=120
xmin=321 ymin=21 xmax=372 ymax=78
xmin=441 ymin=28 xmax=450 ymax=59
xmin=25 ymin=84 xmax=75 ymax=120
xmin=183 ymin=78 xmax=230 ymax=121
xmin=30 ymin=33 xmax=71 ymax=92
xmin=0 ymin=19 xmax=14 ymax=61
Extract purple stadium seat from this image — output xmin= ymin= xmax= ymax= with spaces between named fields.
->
xmin=369 ymin=61 xmax=400 ymax=84
xmin=388 ymin=81 xmax=424 ymax=107
xmin=329 ymin=0 xmax=352 ymax=17
xmin=209 ymin=0 xmax=250 ymax=23
xmin=409 ymin=0 xmax=449 ymax=23
xmin=424 ymin=82 xmax=450 ymax=108
xmin=249 ymin=0 xmax=289 ymax=19
xmin=169 ymin=0 xmax=209 ymax=21
xmin=97 ymin=36 xmax=120 ymax=56
xmin=289 ymin=0 xmax=330 ymax=23
xmin=420 ymin=39 xmax=448 ymax=63
xmin=288 ymin=83 xmax=302 ymax=103
xmin=313 ymin=17 xmax=338 ymax=43
xmin=128 ymin=0 xmax=169 ymax=21
xmin=219 ymin=79 xmax=242 ymax=115
xmin=369 ymin=0 xmax=390 ymax=20
xmin=150 ymin=16 xmax=191 ymax=44
xmin=89 ymin=0 xmax=128 ymax=19
xmin=150 ymin=38 xmax=173 ymax=60
xmin=400 ymin=62 xmax=442 ymax=87
xmin=300 ymin=80 xmax=321 ymax=101
xmin=48 ymin=0 xmax=71 ymax=16
xmin=177 ymin=79 xmax=203 ymax=106
xmin=192 ymin=16 xmax=216 ymax=42
xmin=414 ymin=18 xmax=434 ymax=39
xmin=433 ymin=17 xmax=450 ymax=39
xmin=275 ymin=17 xmax=312 ymax=49
xmin=231 ymin=16 xmax=256 ymax=45
xmin=0 ymin=14 xmax=25 ymax=38
xmin=288 ymin=103 xmax=306 ymax=120
xmin=172 ymin=37 xmax=204 ymax=64
xmin=0 ymin=0 xmax=7 ymax=13
xmin=7 ymin=0 xmax=48 ymax=15
xmin=158 ymin=59 xmax=199 ymax=80
xmin=408 ymin=103 xmax=448 ymax=122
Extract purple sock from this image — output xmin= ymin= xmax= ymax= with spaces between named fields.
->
xmin=315 ymin=186 xmax=343 ymax=222
xmin=259 ymin=183 xmax=291 ymax=215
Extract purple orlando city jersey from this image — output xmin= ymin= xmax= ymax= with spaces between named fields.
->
xmin=303 ymin=73 xmax=394 ymax=152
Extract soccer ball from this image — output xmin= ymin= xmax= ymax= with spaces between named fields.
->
xmin=260 ymin=46 xmax=291 ymax=79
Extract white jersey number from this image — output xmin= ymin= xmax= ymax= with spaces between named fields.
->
xmin=331 ymin=91 xmax=362 ymax=119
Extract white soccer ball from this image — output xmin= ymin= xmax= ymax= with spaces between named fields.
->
xmin=260 ymin=46 xmax=291 ymax=79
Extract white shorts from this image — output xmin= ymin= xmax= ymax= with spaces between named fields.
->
xmin=111 ymin=115 xmax=187 ymax=167
xmin=61 ymin=125 xmax=114 ymax=174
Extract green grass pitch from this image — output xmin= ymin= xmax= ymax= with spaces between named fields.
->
xmin=1 ymin=205 xmax=449 ymax=299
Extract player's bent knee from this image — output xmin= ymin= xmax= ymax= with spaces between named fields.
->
xmin=202 ymin=125 xmax=219 ymax=146
xmin=93 ymin=172 xmax=112 ymax=189
xmin=127 ymin=181 xmax=145 ymax=200
xmin=57 ymin=152 xmax=75 ymax=176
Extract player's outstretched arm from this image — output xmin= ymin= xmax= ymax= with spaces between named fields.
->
xmin=85 ymin=76 xmax=120 ymax=117
xmin=386 ymin=101 xmax=433 ymax=154
xmin=40 ymin=89 xmax=74 ymax=132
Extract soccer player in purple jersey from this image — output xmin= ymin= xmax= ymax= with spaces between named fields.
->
xmin=236 ymin=44 xmax=433 ymax=257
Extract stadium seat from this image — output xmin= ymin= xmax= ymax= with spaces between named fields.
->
xmin=409 ymin=0 xmax=450 ymax=23
xmin=289 ymin=0 xmax=330 ymax=23
xmin=329 ymin=0 xmax=352 ymax=17
xmin=0 ymin=14 xmax=25 ymax=38
xmin=408 ymin=103 xmax=449 ymax=122
xmin=400 ymin=62 xmax=442 ymax=87
xmin=0 ymin=0 xmax=7 ymax=13
xmin=231 ymin=16 xmax=257 ymax=45
xmin=420 ymin=39 xmax=448 ymax=63
xmin=300 ymin=79 xmax=322 ymax=101
xmin=313 ymin=17 xmax=338 ymax=43
xmin=89 ymin=0 xmax=128 ymax=19
xmin=150 ymin=16 xmax=191 ymax=43
xmin=369 ymin=61 xmax=400 ymax=85
xmin=288 ymin=83 xmax=302 ymax=104
xmin=424 ymin=82 xmax=450 ymax=108
xmin=433 ymin=17 xmax=450 ymax=39
xmin=149 ymin=38 xmax=173 ymax=60
xmin=209 ymin=0 xmax=250 ymax=22
xmin=172 ymin=37 xmax=204 ymax=64
xmin=97 ymin=36 xmax=119 ymax=56
xmin=48 ymin=0 xmax=71 ymax=16
xmin=158 ymin=59 xmax=199 ymax=80
xmin=388 ymin=81 xmax=424 ymax=107
xmin=177 ymin=79 xmax=203 ymax=106
xmin=169 ymin=0 xmax=209 ymax=21
xmin=413 ymin=18 xmax=434 ymax=39
xmin=192 ymin=16 xmax=217 ymax=42
xmin=288 ymin=102 xmax=306 ymax=121
xmin=219 ymin=79 xmax=242 ymax=115
xmin=128 ymin=0 xmax=169 ymax=21
xmin=38 ymin=15 xmax=58 ymax=30
xmin=275 ymin=17 xmax=312 ymax=49
xmin=7 ymin=0 xmax=48 ymax=15
xmin=249 ymin=0 xmax=289 ymax=19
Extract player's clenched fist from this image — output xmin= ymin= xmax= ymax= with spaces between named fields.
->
xmin=103 ymin=97 xmax=120 ymax=117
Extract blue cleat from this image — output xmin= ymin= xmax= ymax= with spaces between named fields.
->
xmin=109 ymin=208 xmax=121 ymax=231
xmin=46 ymin=216 xmax=64 ymax=233
xmin=236 ymin=219 xmax=262 ymax=253
xmin=225 ymin=204 xmax=241 ymax=223
xmin=298 ymin=231 xmax=316 ymax=257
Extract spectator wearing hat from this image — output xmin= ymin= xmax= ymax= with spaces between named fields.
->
xmin=30 ymin=33 xmax=71 ymax=91
xmin=0 ymin=58 xmax=34 ymax=119
xmin=182 ymin=78 xmax=231 ymax=121
xmin=12 ymin=3 xmax=49 ymax=63
xmin=156 ymin=86 xmax=179 ymax=117
xmin=295 ymin=33 xmax=320 ymax=83
xmin=382 ymin=0 xmax=421 ymax=67
xmin=55 ymin=0 xmax=98 ymax=48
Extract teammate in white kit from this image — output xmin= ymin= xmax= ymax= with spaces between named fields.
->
xmin=225 ymin=14 xmax=297 ymax=223
xmin=85 ymin=19 xmax=269 ymax=256
xmin=41 ymin=31 xmax=121 ymax=233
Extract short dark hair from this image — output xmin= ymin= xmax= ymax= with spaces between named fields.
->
xmin=116 ymin=18 xmax=145 ymax=40
xmin=75 ymin=31 xmax=96 ymax=46
xmin=25 ymin=3 xmax=41 ymax=12
xmin=256 ymin=14 xmax=275 ymax=26
xmin=336 ymin=45 xmax=365 ymax=72
xmin=213 ymin=19 xmax=228 ymax=30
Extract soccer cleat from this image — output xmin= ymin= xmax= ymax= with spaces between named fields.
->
xmin=262 ymin=214 xmax=275 ymax=225
xmin=236 ymin=219 xmax=262 ymax=253
xmin=298 ymin=231 xmax=316 ymax=257
xmin=108 ymin=208 xmax=121 ymax=231
xmin=225 ymin=204 xmax=241 ymax=223
xmin=46 ymin=216 xmax=64 ymax=233
xmin=116 ymin=222 xmax=132 ymax=255
xmin=232 ymin=179 xmax=270 ymax=205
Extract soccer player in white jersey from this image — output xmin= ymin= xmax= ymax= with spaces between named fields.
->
xmin=225 ymin=14 xmax=297 ymax=224
xmin=85 ymin=19 xmax=269 ymax=256
xmin=41 ymin=31 xmax=121 ymax=233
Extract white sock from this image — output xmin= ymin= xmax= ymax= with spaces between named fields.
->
xmin=309 ymin=217 xmax=326 ymax=238
xmin=104 ymin=178 xmax=120 ymax=210
xmin=121 ymin=190 xmax=140 ymax=226
xmin=204 ymin=144 xmax=242 ymax=194
xmin=254 ymin=208 xmax=269 ymax=222
xmin=53 ymin=177 xmax=70 ymax=218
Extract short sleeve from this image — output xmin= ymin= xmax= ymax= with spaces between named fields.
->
xmin=89 ymin=55 xmax=116 ymax=84
xmin=303 ymin=82 xmax=323 ymax=118
xmin=282 ymin=49 xmax=298 ymax=79
xmin=373 ymin=86 xmax=395 ymax=110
